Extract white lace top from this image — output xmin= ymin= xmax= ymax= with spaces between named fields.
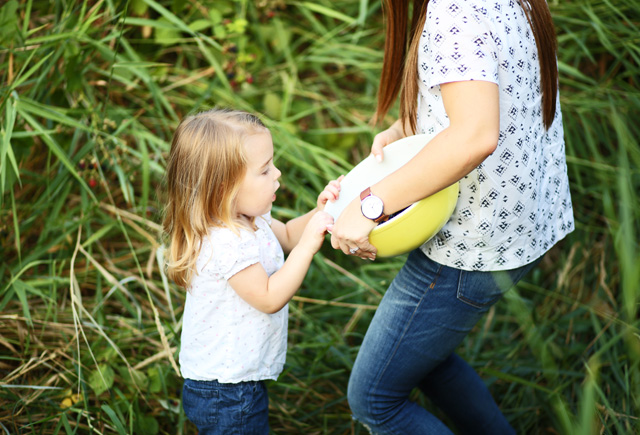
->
xmin=179 ymin=214 xmax=286 ymax=383
xmin=417 ymin=0 xmax=574 ymax=270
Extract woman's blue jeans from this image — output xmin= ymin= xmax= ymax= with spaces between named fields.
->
xmin=348 ymin=249 xmax=540 ymax=434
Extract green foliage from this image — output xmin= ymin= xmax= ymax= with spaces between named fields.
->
xmin=0 ymin=0 xmax=638 ymax=434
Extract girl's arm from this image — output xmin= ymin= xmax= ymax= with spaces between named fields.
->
xmin=330 ymin=80 xmax=500 ymax=259
xmin=271 ymin=177 xmax=342 ymax=253
xmin=228 ymin=211 xmax=333 ymax=314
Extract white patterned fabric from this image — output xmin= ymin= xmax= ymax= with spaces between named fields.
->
xmin=179 ymin=214 xmax=286 ymax=383
xmin=418 ymin=0 xmax=574 ymax=270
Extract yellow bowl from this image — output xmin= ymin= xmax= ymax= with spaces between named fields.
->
xmin=324 ymin=133 xmax=459 ymax=257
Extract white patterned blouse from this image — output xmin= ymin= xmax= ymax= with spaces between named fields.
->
xmin=417 ymin=0 xmax=574 ymax=271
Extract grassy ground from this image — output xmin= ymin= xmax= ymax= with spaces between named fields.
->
xmin=0 ymin=0 xmax=638 ymax=433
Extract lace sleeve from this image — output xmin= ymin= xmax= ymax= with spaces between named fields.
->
xmin=198 ymin=228 xmax=261 ymax=280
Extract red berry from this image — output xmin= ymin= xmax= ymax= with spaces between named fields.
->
xmin=246 ymin=75 xmax=254 ymax=84
xmin=267 ymin=11 xmax=275 ymax=19
xmin=89 ymin=178 xmax=97 ymax=188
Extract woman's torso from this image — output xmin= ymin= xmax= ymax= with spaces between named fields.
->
xmin=416 ymin=0 xmax=574 ymax=271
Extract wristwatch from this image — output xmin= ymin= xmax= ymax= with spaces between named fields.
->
xmin=360 ymin=187 xmax=389 ymax=223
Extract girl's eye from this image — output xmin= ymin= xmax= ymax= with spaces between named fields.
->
xmin=262 ymin=168 xmax=270 ymax=175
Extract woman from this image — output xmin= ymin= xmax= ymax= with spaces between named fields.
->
xmin=330 ymin=0 xmax=574 ymax=433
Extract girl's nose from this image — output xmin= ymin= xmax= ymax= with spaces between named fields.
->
xmin=274 ymin=166 xmax=282 ymax=179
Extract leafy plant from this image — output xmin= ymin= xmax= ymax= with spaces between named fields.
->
xmin=0 ymin=0 xmax=638 ymax=434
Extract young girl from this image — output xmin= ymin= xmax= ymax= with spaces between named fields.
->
xmin=163 ymin=109 xmax=339 ymax=434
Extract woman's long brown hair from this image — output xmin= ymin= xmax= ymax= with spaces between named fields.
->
xmin=375 ymin=0 xmax=558 ymax=133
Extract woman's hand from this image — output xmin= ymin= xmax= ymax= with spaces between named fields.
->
xmin=329 ymin=197 xmax=377 ymax=260
xmin=327 ymin=121 xmax=406 ymax=260
xmin=317 ymin=175 xmax=344 ymax=211
xmin=370 ymin=120 xmax=407 ymax=162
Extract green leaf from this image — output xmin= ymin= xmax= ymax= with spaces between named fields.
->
xmin=89 ymin=364 xmax=115 ymax=396
xmin=12 ymin=280 xmax=32 ymax=326
xmin=213 ymin=24 xmax=227 ymax=39
xmin=101 ymin=404 xmax=127 ymax=435
xmin=113 ymin=61 xmax=171 ymax=68
xmin=0 ymin=0 xmax=19 ymax=45
xmin=130 ymin=0 xmax=149 ymax=16
xmin=147 ymin=367 xmax=163 ymax=394
xmin=226 ymin=18 xmax=248 ymax=34
xmin=188 ymin=19 xmax=211 ymax=33
xmin=8 ymin=51 xmax=54 ymax=92
xmin=16 ymin=98 xmax=93 ymax=133
xmin=263 ymin=93 xmax=282 ymax=120
xmin=135 ymin=415 xmax=159 ymax=435
xmin=1 ymin=93 xmax=20 ymax=198
xmin=154 ymin=17 xmax=182 ymax=45
xmin=82 ymin=223 xmax=116 ymax=249
xmin=117 ymin=366 xmax=148 ymax=390
xmin=15 ymin=108 xmax=96 ymax=202
xmin=300 ymin=2 xmax=356 ymax=25
xmin=209 ymin=8 xmax=223 ymax=24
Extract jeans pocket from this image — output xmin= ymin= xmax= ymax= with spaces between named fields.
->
xmin=182 ymin=380 xmax=219 ymax=426
xmin=456 ymin=259 xmax=540 ymax=309
xmin=239 ymin=382 xmax=269 ymax=433
xmin=456 ymin=269 xmax=522 ymax=310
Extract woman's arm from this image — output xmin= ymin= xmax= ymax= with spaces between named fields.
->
xmin=330 ymin=80 xmax=500 ymax=259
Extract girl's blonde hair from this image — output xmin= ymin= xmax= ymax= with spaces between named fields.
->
xmin=163 ymin=109 xmax=267 ymax=288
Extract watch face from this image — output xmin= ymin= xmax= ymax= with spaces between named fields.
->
xmin=361 ymin=196 xmax=384 ymax=220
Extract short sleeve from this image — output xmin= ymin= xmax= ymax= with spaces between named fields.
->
xmin=421 ymin=0 xmax=499 ymax=88
xmin=198 ymin=228 xmax=261 ymax=280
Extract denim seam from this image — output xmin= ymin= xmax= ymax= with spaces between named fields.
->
xmin=456 ymin=270 xmax=501 ymax=309
xmin=366 ymin=263 xmax=444 ymax=431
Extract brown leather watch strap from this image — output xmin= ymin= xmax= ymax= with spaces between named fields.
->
xmin=374 ymin=213 xmax=390 ymax=223
xmin=360 ymin=186 xmax=372 ymax=201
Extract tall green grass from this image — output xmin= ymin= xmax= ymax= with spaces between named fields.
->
xmin=0 ymin=0 xmax=638 ymax=433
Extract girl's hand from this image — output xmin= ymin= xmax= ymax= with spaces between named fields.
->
xmin=317 ymin=175 xmax=344 ymax=210
xmin=298 ymin=211 xmax=334 ymax=254
xmin=330 ymin=197 xmax=377 ymax=260
xmin=371 ymin=120 xmax=406 ymax=163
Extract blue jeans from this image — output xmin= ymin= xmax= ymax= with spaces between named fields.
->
xmin=182 ymin=378 xmax=269 ymax=435
xmin=348 ymin=250 xmax=540 ymax=434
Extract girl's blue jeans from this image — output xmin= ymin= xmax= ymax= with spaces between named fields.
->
xmin=182 ymin=378 xmax=269 ymax=435
xmin=348 ymin=249 xmax=540 ymax=434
